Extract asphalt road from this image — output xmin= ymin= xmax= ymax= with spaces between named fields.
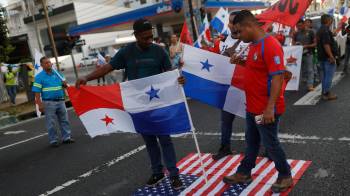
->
xmin=0 ymin=72 xmax=349 ymax=196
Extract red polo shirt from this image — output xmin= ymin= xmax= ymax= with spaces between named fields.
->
xmin=244 ymin=35 xmax=286 ymax=115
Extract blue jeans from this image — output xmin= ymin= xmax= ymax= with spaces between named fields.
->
xmin=141 ymin=135 xmax=179 ymax=177
xmin=237 ymin=112 xmax=291 ymax=178
xmin=344 ymin=45 xmax=350 ymax=72
xmin=320 ymin=60 xmax=336 ymax=94
xmin=43 ymin=101 xmax=72 ymax=144
xmin=220 ymin=110 xmax=236 ymax=146
xmin=301 ymin=54 xmax=315 ymax=88
xmin=6 ymin=85 xmax=17 ymax=104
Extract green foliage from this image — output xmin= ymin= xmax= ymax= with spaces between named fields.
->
xmin=0 ymin=6 xmax=15 ymax=63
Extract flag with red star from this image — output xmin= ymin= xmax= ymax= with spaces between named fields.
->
xmin=68 ymin=70 xmax=193 ymax=137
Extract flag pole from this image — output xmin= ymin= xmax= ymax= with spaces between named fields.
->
xmin=177 ymin=55 xmax=208 ymax=184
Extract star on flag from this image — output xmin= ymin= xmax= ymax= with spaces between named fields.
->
xmin=101 ymin=114 xmax=114 ymax=126
xmin=146 ymin=85 xmax=160 ymax=101
xmin=286 ymin=55 xmax=297 ymax=65
xmin=34 ymin=63 xmax=40 ymax=70
xmin=200 ymin=59 xmax=214 ymax=72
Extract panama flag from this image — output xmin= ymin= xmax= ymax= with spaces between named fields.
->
xmin=34 ymin=49 xmax=43 ymax=76
xmin=182 ymin=45 xmax=246 ymax=118
xmin=340 ymin=0 xmax=348 ymax=15
xmin=194 ymin=15 xmax=212 ymax=48
xmin=68 ymin=70 xmax=194 ymax=137
xmin=341 ymin=8 xmax=350 ymax=24
xmin=210 ymin=7 xmax=229 ymax=34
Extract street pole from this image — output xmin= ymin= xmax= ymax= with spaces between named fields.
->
xmin=28 ymin=0 xmax=44 ymax=53
xmin=71 ymin=48 xmax=78 ymax=79
xmin=40 ymin=0 xmax=60 ymax=70
xmin=188 ymin=0 xmax=198 ymax=41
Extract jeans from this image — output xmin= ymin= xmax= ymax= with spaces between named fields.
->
xmin=220 ymin=110 xmax=236 ymax=146
xmin=237 ymin=112 xmax=291 ymax=178
xmin=141 ymin=135 xmax=179 ymax=177
xmin=6 ymin=85 xmax=17 ymax=104
xmin=301 ymin=54 xmax=315 ymax=88
xmin=43 ymin=101 xmax=72 ymax=144
xmin=343 ymin=45 xmax=350 ymax=72
xmin=320 ymin=60 xmax=336 ymax=94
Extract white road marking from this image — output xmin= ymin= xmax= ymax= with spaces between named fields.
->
xmin=3 ymin=130 xmax=27 ymax=135
xmin=191 ymin=132 xmax=349 ymax=144
xmin=38 ymin=145 xmax=146 ymax=196
xmin=294 ymin=72 xmax=344 ymax=105
xmin=0 ymin=133 xmax=47 ymax=151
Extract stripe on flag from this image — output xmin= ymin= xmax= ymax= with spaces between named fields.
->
xmin=134 ymin=153 xmax=311 ymax=195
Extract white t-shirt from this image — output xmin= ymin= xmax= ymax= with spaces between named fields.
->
xmin=219 ymin=36 xmax=250 ymax=59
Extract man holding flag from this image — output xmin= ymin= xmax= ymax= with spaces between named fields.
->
xmin=223 ymin=10 xmax=292 ymax=193
xmin=75 ymin=18 xmax=185 ymax=190
xmin=32 ymin=57 xmax=74 ymax=147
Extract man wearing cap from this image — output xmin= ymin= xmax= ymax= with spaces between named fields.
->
xmin=75 ymin=19 xmax=185 ymax=190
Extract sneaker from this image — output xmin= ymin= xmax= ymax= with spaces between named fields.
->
xmin=62 ymin=138 xmax=75 ymax=144
xmin=170 ymin=176 xmax=184 ymax=190
xmin=322 ymin=92 xmax=337 ymax=101
xmin=308 ymin=86 xmax=315 ymax=91
xmin=271 ymin=176 xmax=293 ymax=193
xmin=212 ymin=145 xmax=233 ymax=160
xmin=50 ymin=141 xmax=59 ymax=148
xmin=146 ymin=174 xmax=165 ymax=187
xmin=223 ymin=173 xmax=253 ymax=184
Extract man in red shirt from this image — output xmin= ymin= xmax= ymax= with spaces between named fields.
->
xmin=223 ymin=10 xmax=292 ymax=193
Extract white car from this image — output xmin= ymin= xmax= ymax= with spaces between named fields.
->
xmin=81 ymin=56 xmax=97 ymax=66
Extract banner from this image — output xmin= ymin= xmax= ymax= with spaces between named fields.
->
xmin=257 ymin=0 xmax=313 ymax=27
xmin=283 ymin=46 xmax=303 ymax=91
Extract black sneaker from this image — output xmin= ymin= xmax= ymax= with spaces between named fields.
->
xmin=146 ymin=174 xmax=165 ymax=187
xmin=50 ymin=141 xmax=59 ymax=148
xmin=170 ymin=176 xmax=184 ymax=190
xmin=212 ymin=145 xmax=233 ymax=160
xmin=62 ymin=138 xmax=75 ymax=144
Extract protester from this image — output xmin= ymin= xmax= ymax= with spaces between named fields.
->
xmin=223 ymin=10 xmax=292 ymax=193
xmin=342 ymin=18 xmax=350 ymax=74
xmin=169 ymin=34 xmax=182 ymax=68
xmin=316 ymin=14 xmax=338 ymax=100
xmin=212 ymin=11 xmax=243 ymax=161
xmin=293 ymin=19 xmax=317 ymax=91
xmin=5 ymin=66 xmax=18 ymax=105
xmin=75 ymin=18 xmax=185 ymax=190
xmin=32 ymin=57 xmax=74 ymax=147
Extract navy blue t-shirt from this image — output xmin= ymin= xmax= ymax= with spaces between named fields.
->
xmin=110 ymin=43 xmax=172 ymax=80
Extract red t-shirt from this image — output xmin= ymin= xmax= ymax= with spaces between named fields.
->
xmin=244 ymin=35 xmax=286 ymax=115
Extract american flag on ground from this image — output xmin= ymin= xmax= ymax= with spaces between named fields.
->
xmin=134 ymin=153 xmax=311 ymax=196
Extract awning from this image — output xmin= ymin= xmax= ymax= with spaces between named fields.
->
xmin=68 ymin=2 xmax=173 ymax=36
xmin=204 ymin=0 xmax=270 ymax=10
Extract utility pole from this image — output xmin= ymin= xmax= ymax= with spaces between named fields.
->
xmin=27 ymin=0 xmax=43 ymax=53
xmin=40 ymin=0 xmax=60 ymax=70
xmin=188 ymin=0 xmax=198 ymax=41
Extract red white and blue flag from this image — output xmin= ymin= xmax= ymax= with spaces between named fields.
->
xmin=68 ymin=70 xmax=193 ymax=137
xmin=182 ymin=45 xmax=246 ymax=118
xmin=134 ymin=153 xmax=311 ymax=195
xmin=194 ymin=15 xmax=212 ymax=48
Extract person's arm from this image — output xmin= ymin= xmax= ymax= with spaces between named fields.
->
xmin=263 ymin=74 xmax=283 ymax=124
xmin=304 ymin=31 xmax=317 ymax=48
xmin=76 ymin=49 xmax=126 ymax=88
xmin=324 ymin=44 xmax=336 ymax=64
xmin=34 ymin=92 xmax=44 ymax=113
xmin=230 ymin=54 xmax=246 ymax=66
xmin=320 ymin=30 xmax=336 ymax=64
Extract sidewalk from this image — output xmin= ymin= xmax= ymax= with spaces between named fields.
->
xmin=0 ymin=92 xmax=29 ymax=110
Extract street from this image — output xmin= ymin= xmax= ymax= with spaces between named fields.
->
xmin=0 ymin=71 xmax=349 ymax=196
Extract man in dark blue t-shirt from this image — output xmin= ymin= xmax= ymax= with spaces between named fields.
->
xmin=76 ymin=19 xmax=185 ymax=190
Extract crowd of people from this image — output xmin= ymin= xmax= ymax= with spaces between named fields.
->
xmin=29 ymin=9 xmax=350 ymax=194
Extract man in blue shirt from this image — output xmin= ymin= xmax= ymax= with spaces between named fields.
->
xmin=32 ymin=57 xmax=74 ymax=147
xmin=76 ymin=19 xmax=185 ymax=190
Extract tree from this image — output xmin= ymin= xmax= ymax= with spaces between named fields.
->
xmin=0 ymin=6 xmax=15 ymax=63
xmin=0 ymin=5 xmax=14 ymax=103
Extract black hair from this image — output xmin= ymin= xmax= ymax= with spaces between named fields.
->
xmin=321 ymin=14 xmax=332 ymax=25
xmin=232 ymin=10 xmax=257 ymax=26
xmin=305 ymin=19 xmax=312 ymax=23
xmin=297 ymin=19 xmax=304 ymax=24
xmin=40 ymin=56 xmax=48 ymax=63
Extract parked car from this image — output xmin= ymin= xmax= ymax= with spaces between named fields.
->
xmin=81 ymin=56 xmax=97 ymax=66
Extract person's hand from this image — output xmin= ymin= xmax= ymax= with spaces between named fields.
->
xmin=230 ymin=54 xmax=244 ymax=65
xmin=177 ymin=76 xmax=185 ymax=85
xmin=329 ymin=56 xmax=336 ymax=64
xmin=38 ymin=102 xmax=44 ymax=113
xmin=284 ymin=70 xmax=292 ymax=82
xmin=75 ymin=77 xmax=88 ymax=89
xmin=62 ymin=81 xmax=68 ymax=88
xmin=262 ymin=107 xmax=275 ymax=124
